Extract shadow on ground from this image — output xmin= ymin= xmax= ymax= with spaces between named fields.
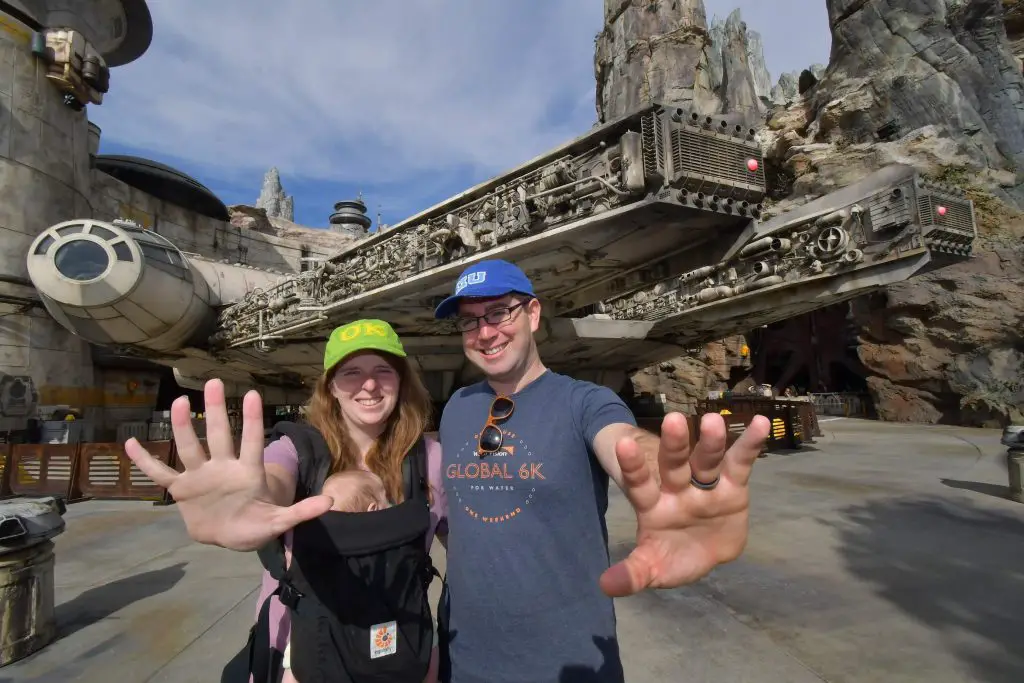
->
xmin=834 ymin=497 xmax=1024 ymax=682
xmin=940 ymin=477 xmax=1012 ymax=501
xmin=56 ymin=562 xmax=188 ymax=639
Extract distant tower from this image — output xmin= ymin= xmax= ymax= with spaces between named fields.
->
xmin=256 ymin=167 xmax=294 ymax=221
xmin=328 ymin=194 xmax=372 ymax=238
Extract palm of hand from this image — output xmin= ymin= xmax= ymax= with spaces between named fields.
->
xmin=600 ymin=411 xmax=769 ymax=597
xmin=630 ymin=475 xmax=751 ymax=588
xmin=168 ymin=457 xmax=278 ymax=551
xmin=123 ymin=379 xmax=335 ymax=553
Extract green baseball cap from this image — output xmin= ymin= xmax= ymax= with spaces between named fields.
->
xmin=323 ymin=319 xmax=407 ymax=372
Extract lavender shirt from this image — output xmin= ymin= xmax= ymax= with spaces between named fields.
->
xmin=254 ymin=434 xmax=448 ymax=654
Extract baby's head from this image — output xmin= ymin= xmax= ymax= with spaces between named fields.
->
xmin=322 ymin=469 xmax=390 ymax=512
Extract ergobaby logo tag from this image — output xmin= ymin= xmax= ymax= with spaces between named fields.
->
xmin=370 ymin=621 xmax=397 ymax=658
xmin=455 ymin=271 xmax=486 ymax=294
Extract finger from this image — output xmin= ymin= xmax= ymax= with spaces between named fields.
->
xmin=238 ymin=390 xmax=267 ymax=468
xmin=598 ymin=545 xmax=656 ymax=597
xmin=723 ymin=414 xmax=770 ymax=487
xmin=268 ymin=494 xmax=335 ymax=536
xmin=124 ymin=437 xmax=179 ymax=488
xmin=616 ymin=435 xmax=660 ymax=515
xmin=170 ymin=394 xmax=208 ymax=469
xmin=656 ymin=412 xmax=693 ymax=493
xmin=688 ymin=413 xmax=728 ymax=483
xmin=204 ymin=379 xmax=236 ymax=460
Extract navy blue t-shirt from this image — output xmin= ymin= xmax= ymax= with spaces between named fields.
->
xmin=438 ymin=370 xmax=637 ymax=683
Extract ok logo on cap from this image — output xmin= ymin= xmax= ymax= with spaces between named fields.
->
xmin=338 ymin=321 xmax=389 ymax=341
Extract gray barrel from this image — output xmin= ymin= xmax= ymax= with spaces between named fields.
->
xmin=0 ymin=496 xmax=67 ymax=666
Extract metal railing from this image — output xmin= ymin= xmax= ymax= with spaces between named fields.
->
xmin=808 ymin=392 xmax=871 ymax=418
xmin=635 ymin=398 xmax=821 ymax=451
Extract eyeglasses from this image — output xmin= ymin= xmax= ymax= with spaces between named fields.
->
xmin=478 ymin=395 xmax=514 ymax=456
xmin=454 ymin=301 xmax=528 ymax=333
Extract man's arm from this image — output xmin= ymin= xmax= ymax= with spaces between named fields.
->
xmin=591 ymin=423 xmax=660 ymax=492
xmin=574 ymin=382 xmax=654 ymax=492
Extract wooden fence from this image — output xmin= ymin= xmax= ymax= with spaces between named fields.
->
xmin=0 ymin=439 xmax=180 ymax=504
xmin=0 ymin=398 xmax=821 ymax=504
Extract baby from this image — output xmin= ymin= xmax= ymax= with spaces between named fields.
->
xmin=321 ymin=469 xmax=391 ymax=512
xmin=281 ymin=469 xmax=390 ymax=683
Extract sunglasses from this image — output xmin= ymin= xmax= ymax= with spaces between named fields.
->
xmin=478 ymin=395 xmax=515 ymax=456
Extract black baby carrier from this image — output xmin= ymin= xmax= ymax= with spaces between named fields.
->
xmin=227 ymin=421 xmax=440 ymax=683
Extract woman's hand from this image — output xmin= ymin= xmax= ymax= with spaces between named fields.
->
xmin=125 ymin=379 xmax=334 ymax=551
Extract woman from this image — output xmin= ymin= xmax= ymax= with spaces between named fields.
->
xmin=124 ymin=319 xmax=447 ymax=683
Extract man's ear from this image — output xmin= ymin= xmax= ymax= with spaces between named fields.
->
xmin=526 ymin=297 xmax=542 ymax=332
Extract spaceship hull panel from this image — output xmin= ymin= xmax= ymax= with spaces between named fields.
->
xmin=28 ymin=219 xmax=215 ymax=353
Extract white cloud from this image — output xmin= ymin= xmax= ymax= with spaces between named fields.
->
xmin=91 ymin=0 xmax=603 ymax=187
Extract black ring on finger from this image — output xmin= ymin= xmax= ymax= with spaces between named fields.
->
xmin=690 ymin=474 xmax=720 ymax=490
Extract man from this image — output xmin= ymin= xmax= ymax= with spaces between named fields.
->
xmin=431 ymin=259 xmax=769 ymax=683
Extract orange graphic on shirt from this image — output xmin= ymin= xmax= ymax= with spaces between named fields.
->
xmin=374 ymin=627 xmax=392 ymax=650
xmin=448 ymin=429 xmax=545 ymax=524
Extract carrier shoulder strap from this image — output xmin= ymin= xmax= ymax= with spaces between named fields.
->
xmin=401 ymin=436 xmax=428 ymax=503
xmin=269 ymin=420 xmax=332 ymax=502
xmin=403 ymin=436 xmax=442 ymax=583
xmin=256 ymin=421 xmax=330 ymax=583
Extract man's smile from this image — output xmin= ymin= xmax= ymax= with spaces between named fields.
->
xmin=480 ymin=342 xmax=509 ymax=357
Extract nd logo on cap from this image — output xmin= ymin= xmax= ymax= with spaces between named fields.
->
xmin=455 ymin=270 xmax=486 ymax=295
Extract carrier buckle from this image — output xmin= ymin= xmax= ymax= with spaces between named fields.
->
xmin=423 ymin=556 xmax=442 ymax=583
xmin=278 ymin=580 xmax=304 ymax=609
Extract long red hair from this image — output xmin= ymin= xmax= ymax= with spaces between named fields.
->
xmin=303 ymin=353 xmax=433 ymax=504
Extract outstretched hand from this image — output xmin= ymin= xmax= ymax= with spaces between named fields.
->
xmin=599 ymin=411 xmax=770 ymax=597
xmin=124 ymin=379 xmax=334 ymax=551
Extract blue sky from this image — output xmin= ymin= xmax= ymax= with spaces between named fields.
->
xmin=89 ymin=0 xmax=831 ymax=230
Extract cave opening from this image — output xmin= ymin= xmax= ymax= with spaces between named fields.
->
xmin=828 ymin=361 xmax=868 ymax=393
xmin=746 ymin=303 xmax=876 ymax=416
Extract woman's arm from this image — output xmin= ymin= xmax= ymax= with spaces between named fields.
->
xmin=263 ymin=436 xmax=300 ymax=506
xmin=424 ymin=435 xmax=449 ymax=549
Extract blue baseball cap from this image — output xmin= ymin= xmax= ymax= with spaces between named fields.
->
xmin=434 ymin=259 xmax=536 ymax=319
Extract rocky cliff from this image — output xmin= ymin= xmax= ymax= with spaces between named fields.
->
xmin=594 ymin=2 xmax=769 ymax=124
xmin=255 ymin=167 xmax=295 ymax=222
xmin=228 ymin=205 xmax=360 ymax=255
xmin=1010 ymin=0 xmax=1024 ymax=63
xmin=599 ymin=0 xmax=1024 ymax=426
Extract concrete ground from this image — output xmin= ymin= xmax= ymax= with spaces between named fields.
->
xmin=2 ymin=418 xmax=1022 ymax=683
